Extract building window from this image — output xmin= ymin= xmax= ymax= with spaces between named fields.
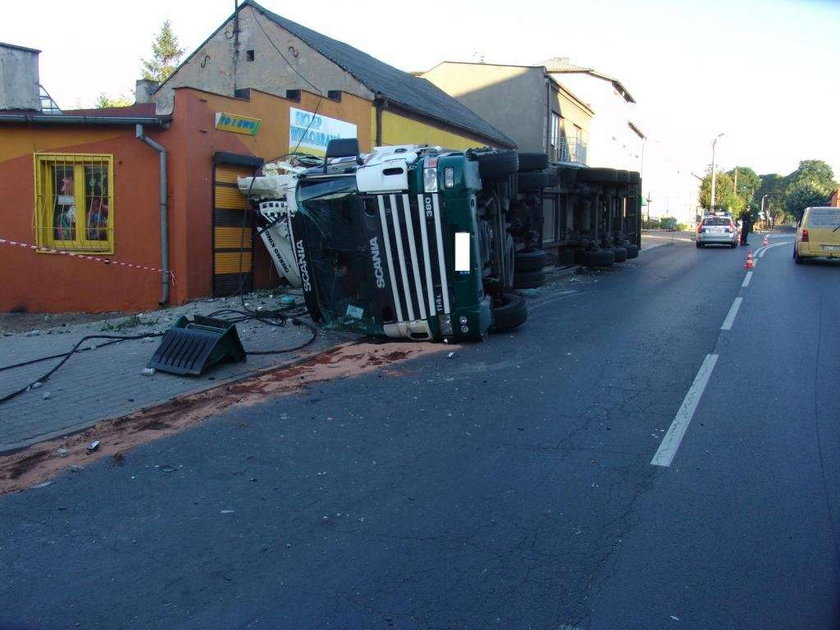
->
xmin=550 ymin=113 xmax=562 ymax=162
xmin=34 ymin=154 xmax=114 ymax=253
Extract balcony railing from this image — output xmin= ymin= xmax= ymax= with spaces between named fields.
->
xmin=550 ymin=138 xmax=587 ymax=165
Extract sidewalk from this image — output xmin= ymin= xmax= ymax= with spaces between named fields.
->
xmin=0 ymin=294 xmax=354 ymax=454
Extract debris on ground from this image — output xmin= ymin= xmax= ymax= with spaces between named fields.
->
xmin=0 ymin=341 xmax=453 ymax=496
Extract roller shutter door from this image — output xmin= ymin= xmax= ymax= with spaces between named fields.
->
xmin=212 ymin=162 xmax=256 ymax=296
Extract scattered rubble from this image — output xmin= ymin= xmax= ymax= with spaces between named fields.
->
xmin=0 ymin=340 xmax=453 ymax=496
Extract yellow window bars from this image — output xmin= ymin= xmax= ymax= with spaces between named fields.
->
xmin=33 ymin=154 xmax=115 ymax=254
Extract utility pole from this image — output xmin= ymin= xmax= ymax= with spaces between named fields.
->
xmin=710 ymin=133 xmax=724 ymax=213
xmin=733 ymin=166 xmax=738 ymax=202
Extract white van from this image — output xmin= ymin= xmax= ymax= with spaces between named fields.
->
xmin=794 ymin=206 xmax=840 ymax=263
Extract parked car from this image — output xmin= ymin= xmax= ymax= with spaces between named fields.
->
xmin=696 ymin=215 xmax=739 ymax=248
xmin=793 ymin=206 xmax=840 ymax=264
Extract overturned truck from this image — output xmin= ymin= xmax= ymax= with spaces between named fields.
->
xmin=239 ymin=139 xmax=641 ymax=343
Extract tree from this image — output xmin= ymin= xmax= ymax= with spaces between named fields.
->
xmin=95 ymin=93 xmax=133 ymax=108
xmin=756 ymin=174 xmax=787 ymax=227
xmin=698 ymin=171 xmax=740 ymax=213
xmin=785 ymin=181 xmax=830 ymax=222
xmin=141 ymin=20 xmax=184 ymax=84
xmin=785 ymin=159 xmax=836 ymax=193
xmin=782 ymin=160 xmax=837 ymax=222
xmin=727 ymin=166 xmax=760 ymax=207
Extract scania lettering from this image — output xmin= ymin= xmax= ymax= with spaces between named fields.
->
xmin=370 ymin=237 xmax=386 ymax=289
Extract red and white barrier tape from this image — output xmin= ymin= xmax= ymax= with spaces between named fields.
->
xmin=0 ymin=237 xmax=175 ymax=284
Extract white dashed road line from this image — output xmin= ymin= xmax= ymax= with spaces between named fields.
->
xmin=651 ymin=354 xmax=720 ymax=467
xmin=652 ymin=235 xmax=795 ymax=468
xmin=721 ymin=297 xmax=743 ymax=331
xmin=742 ymin=272 xmax=753 ymax=288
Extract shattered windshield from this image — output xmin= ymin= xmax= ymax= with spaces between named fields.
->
xmin=296 ymin=177 xmax=385 ymax=336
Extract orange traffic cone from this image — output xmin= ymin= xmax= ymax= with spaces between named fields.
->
xmin=744 ymin=249 xmax=755 ymax=270
xmin=763 ymin=235 xmax=769 ymax=247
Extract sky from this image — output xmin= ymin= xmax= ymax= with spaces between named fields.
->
xmin=2 ymin=0 xmax=838 ymax=220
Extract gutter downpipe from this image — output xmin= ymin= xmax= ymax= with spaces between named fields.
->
xmin=135 ymin=124 xmax=170 ymax=306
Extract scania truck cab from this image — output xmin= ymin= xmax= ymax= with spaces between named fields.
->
xmin=241 ymin=140 xmax=529 ymax=343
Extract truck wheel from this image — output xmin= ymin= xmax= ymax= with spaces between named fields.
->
xmin=491 ymin=292 xmax=528 ymax=332
xmin=474 ymin=150 xmax=519 ymax=180
xmin=612 ymin=246 xmax=628 ymax=262
xmin=517 ymin=152 xmax=549 ymax=171
xmin=517 ymin=171 xmax=549 ymax=191
xmin=515 ymin=248 xmax=547 ymax=272
xmin=625 ymin=244 xmax=639 ymax=258
xmin=584 ymin=249 xmax=615 ymax=267
xmin=513 ymin=269 xmax=546 ymax=289
xmin=578 ymin=168 xmax=620 ymax=184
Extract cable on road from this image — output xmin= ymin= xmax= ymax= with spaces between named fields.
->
xmin=0 ymin=333 xmax=164 ymax=407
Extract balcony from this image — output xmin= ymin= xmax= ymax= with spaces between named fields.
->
xmin=550 ymin=137 xmax=587 ymax=164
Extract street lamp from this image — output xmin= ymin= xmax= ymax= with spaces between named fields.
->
xmin=710 ymin=133 xmax=724 ymax=213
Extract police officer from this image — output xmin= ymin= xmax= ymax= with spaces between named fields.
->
xmin=739 ymin=208 xmax=753 ymax=246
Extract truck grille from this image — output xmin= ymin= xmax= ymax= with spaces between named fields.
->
xmin=371 ymin=192 xmax=451 ymax=323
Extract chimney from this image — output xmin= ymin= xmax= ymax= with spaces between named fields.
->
xmin=135 ymin=79 xmax=159 ymax=104
xmin=0 ymin=42 xmax=41 ymax=111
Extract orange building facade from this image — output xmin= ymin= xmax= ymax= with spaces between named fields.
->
xmin=0 ymin=87 xmax=372 ymax=313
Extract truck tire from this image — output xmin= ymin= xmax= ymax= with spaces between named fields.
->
xmin=517 ymin=152 xmax=549 ymax=171
xmin=625 ymin=244 xmax=639 ymax=258
xmin=518 ymin=171 xmax=549 ymax=191
xmin=578 ymin=168 xmax=620 ymax=184
xmin=515 ymin=248 xmax=547 ymax=272
xmin=474 ymin=150 xmax=519 ymax=180
xmin=491 ymin=292 xmax=528 ymax=332
xmin=612 ymin=246 xmax=628 ymax=262
xmin=513 ymin=269 xmax=546 ymax=289
xmin=584 ymin=249 xmax=615 ymax=267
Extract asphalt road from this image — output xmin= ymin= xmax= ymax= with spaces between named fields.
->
xmin=2 ymin=234 xmax=838 ymax=630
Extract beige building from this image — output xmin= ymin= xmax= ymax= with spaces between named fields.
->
xmin=421 ymin=62 xmax=593 ymax=163
xmin=153 ymin=0 xmax=514 ymax=151
xmin=543 ymin=58 xmax=645 ymax=172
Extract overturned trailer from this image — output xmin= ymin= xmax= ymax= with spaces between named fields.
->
xmin=539 ymin=164 xmax=642 ymax=266
xmin=239 ymin=140 xmax=641 ymax=343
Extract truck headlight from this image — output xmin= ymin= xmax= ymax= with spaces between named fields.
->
xmin=444 ymin=167 xmax=455 ymax=189
xmin=424 ymin=168 xmax=438 ymax=193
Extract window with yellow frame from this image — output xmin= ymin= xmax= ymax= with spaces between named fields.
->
xmin=34 ymin=153 xmax=114 ymax=253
